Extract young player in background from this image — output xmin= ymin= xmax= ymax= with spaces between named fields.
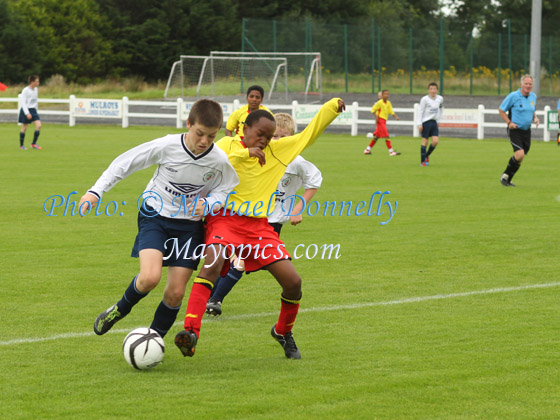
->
xmin=18 ymin=75 xmax=42 ymax=150
xmin=364 ymin=90 xmax=400 ymax=156
xmin=175 ymin=98 xmax=345 ymax=360
xmin=206 ymin=113 xmax=323 ymax=317
xmin=79 ymin=100 xmax=238 ymax=339
xmin=498 ymin=74 xmax=539 ymax=187
xmin=417 ymin=82 xmax=444 ymax=166
xmin=225 ymin=85 xmax=272 ymax=139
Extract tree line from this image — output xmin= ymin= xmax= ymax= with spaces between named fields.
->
xmin=1 ymin=0 xmax=558 ymax=84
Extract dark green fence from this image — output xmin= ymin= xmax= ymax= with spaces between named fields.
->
xmin=242 ymin=18 xmax=560 ymax=96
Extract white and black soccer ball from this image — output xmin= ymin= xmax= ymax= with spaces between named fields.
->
xmin=122 ymin=328 xmax=165 ymax=370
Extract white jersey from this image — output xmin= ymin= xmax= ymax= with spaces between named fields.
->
xmin=88 ymin=134 xmax=239 ymax=220
xmin=417 ymin=94 xmax=443 ymax=125
xmin=21 ymin=86 xmax=39 ymax=114
xmin=268 ymin=156 xmax=322 ymax=224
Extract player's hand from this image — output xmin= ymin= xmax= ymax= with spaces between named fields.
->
xmin=534 ymin=117 xmax=540 ymax=128
xmin=192 ymin=199 xmax=206 ymax=217
xmin=78 ymin=193 xmax=99 ymax=217
xmin=337 ymin=99 xmax=346 ymax=113
xmin=290 ymin=214 xmax=303 ymax=226
xmin=395 ymin=116 xmax=400 ymax=121
xmin=418 ymin=125 xmax=423 ymax=131
xmin=249 ymin=147 xmax=266 ymax=165
xmin=508 ymin=121 xmax=518 ymax=129
xmin=26 ymin=114 xmax=32 ymax=120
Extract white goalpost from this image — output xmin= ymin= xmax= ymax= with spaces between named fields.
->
xmin=164 ymin=55 xmax=288 ymax=100
xmin=210 ymin=51 xmax=322 ymax=98
xmin=164 ymin=52 xmax=321 ymax=101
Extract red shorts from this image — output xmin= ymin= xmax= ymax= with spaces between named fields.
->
xmin=205 ymin=211 xmax=291 ymax=274
xmin=374 ymin=118 xmax=389 ymax=138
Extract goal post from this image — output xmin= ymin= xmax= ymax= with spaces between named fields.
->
xmin=210 ymin=51 xmax=322 ymax=97
xmin=164 ymin=55 xmax=288 ymax=100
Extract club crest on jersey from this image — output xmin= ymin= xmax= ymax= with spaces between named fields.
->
xmin=281 ymin=178 xmax=291 ymax=188
xmin=167 ymin=182 xmax=204 ymax=196
xmin=203 ymin=172 xmax=215 ymax=182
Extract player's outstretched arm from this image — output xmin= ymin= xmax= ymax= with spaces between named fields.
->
xmin=272 ymin=98 xmax=345 ymax=165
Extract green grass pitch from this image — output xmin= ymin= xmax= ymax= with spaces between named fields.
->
xmin=1 ymin=122 xmax=559 ymax=419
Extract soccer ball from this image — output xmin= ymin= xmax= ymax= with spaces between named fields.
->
xmin=366 ymin=132 xmax=374 ymax=139
xmin=122 ymin=328 xmax=165 ymax=370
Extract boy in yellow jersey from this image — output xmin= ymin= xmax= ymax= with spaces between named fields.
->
xmin=175 ymin=98 xmax=345 ymax=359
xmin=225 ymin=85 xmax=272 ymax=139
xmin=205 ymin=113 xmax=322 ymax=317
xmin=364 ymin=89 xmax=401 ymax=156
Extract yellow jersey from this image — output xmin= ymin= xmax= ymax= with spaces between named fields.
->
xmin=216 ymin=98 xmax=341 ymax=218
xmin=226 ymin=104 xmax=272 ymax=139
xmin=370 ymin=99 xmax=394 ymax=121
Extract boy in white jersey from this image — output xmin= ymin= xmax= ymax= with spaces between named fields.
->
xmin=78 ymin=99 xmax=239 ymax=339
xmin=417 ymin=82 xmax=443 ymax=166
xmin=205 ymin=113 xmax=322 ymax=316
xmin=18 ymin=75 xmax=42 ymax=150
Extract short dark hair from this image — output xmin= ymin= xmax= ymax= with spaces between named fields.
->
xmin=28 ymin=75 xmax=39 ymax=84
xmin=188 ymin=99 xmax=223 ymax=128
xmin=382 ymin=89 xmax=389 ymax=94
xmin=245 ymin=109 xmax=275 ymax=127
xmin=428 ymin=82 xmax=438 ymax=89
xmin=246 ymin=85 xmax=264 ymax=98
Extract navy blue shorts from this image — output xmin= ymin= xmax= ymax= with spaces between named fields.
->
xmin=131 ymin=210 xmax=204 ymax=269
xmin=19 ymin=108 xmax=40 ymax=124
xmin=421 ymin=119 xmax=439 ymax=138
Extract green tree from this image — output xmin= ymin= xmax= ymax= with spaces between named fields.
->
xmin=13 ymin=0 xmax=115 ymax=83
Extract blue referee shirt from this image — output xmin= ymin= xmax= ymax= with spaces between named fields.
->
xmin=557 ymin=98 xmax=560 ymax=110
xmin=499 ymin=89 xmax=537 ymax=130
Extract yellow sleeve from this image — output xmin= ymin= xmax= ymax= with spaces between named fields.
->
xmin=269 ymin=98 xmax=341 ymax=165
xmin=216 ymin=136 xmax=250 ymax=166
xmin=370 ymin=100 xmax=380 ymax=114
xmin=226 ymin=108 xmax=242 ymax=132
xmin=388 ymin=101 xmax=394 ymax=115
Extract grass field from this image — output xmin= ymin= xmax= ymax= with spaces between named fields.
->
xmin=1 ymin=122 xmax=559 ymax=419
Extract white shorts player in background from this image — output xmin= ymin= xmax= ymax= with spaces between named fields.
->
xmin=206 ymin=112 xmax=323 ymax=317
xmin=417 ymin=82 xmax=443 ymax=166
xmin=79 ymin=99 xmax=239 ymax=339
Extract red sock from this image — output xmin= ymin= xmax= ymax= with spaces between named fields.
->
xmin=385 ymin=139 xmax=392 ymax=149
xmin=276 ymin=294 xmax=301 ymax=335
xmin=183 ymin=278 xmax=213 ymax=337
xmin=369 ymin=139 xmax=376 ymax=148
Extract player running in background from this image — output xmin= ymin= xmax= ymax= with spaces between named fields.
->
xmin=364 ymin=90 xmax=400 ymax=156
xmin=175 ymin=98 xmax=345 ymax=360
xmin=417 ymin=82 xmax=444 ymax=166
xmin=205 ymin=112 xmax=323 ymax=317
xmin=79 ymin=100 xmax=238 ymax=339
xmin=225 ymin=85 xmax=272 ymax=139
xmin=18 ymin=75 xmax=42 ymax=150
xmin=498 ymin=74 xmax=539 ymax=187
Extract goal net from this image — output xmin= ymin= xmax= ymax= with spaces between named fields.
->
xmin=164 ymin=52 xmax=322 ymax=102
xmin=164 ymin=55 xmax=288 ymax=101
xmin=211 ymin=51 xmax=322 ymax=99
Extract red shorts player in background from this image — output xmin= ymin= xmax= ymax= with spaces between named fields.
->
xmin=364 ymin=89 xmax=401 ymax=156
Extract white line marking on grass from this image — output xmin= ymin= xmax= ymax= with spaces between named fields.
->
xmin=2 ymin=281 xmax=559 ymax=346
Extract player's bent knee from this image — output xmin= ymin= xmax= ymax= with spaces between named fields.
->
xmin=163 ymin=288 xmax=184 ymax=307
xmin=137 ymin=272 xmax=162 ymax=291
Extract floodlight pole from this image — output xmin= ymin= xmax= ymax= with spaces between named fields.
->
xmin=530 ymin=0 xmax=542 ymax=95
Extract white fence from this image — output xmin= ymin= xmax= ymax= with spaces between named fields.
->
xmin=0 ymin=95 xmax=554 ymax=141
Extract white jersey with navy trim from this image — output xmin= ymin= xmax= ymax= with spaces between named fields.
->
xmin=417 ymin=94 xmax=443 ymax=125
xmin=268 ymin=156 xmax=322 ymax=224
xmin=88 ymin=134 xmax=239 ymax=220
xmin=21 ymin=86 xmax=39 ymax=115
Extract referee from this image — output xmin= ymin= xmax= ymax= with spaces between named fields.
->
xmin=498 ymin=74 xmax=539 ymax=187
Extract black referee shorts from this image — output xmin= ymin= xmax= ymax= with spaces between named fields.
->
xmin=509 ymin=128 xmax=531 ymax=154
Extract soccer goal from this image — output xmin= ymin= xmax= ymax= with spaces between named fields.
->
xmin=210 ymin=51 xmax=322 ymax=98
xmin=164 ymin=55 xmax=288 ymax=100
